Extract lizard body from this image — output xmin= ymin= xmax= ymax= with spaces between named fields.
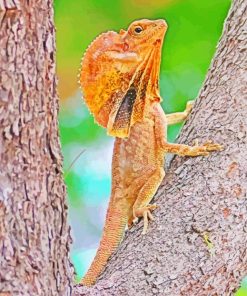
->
xmin=79 ymin=19 xmax=222 ymax=286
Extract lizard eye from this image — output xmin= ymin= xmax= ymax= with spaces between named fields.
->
xmin=134 ymin=26 xmax=143 ymax=34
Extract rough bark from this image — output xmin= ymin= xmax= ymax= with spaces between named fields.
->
xmin=0 ymin=1 xmax=73 ymax=295
xmin=74 ymin=0 xmax=247 ymax=295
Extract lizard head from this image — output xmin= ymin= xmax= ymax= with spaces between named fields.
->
xmin=80 ymin=19 xmax=168 ymax=138
xmin=122 ymin=19 xmax=167 ymax=57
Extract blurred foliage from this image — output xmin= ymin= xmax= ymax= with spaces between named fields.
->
xmin=54 ymin=0 xmax=246 ymax=288
xmin=236 ymin=277 xmax=247 ymax=296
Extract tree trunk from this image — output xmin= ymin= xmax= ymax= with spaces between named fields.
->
xmin=74 ymin=0 xmax=247 ymax=295
xmin=0 ymin=1 xmax=73 ymax=295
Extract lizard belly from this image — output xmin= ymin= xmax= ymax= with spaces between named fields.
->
xmin=117 ymin=118 xmax=164 ymax=182
xmin=112 ymin=117 xmax=165 ymax=226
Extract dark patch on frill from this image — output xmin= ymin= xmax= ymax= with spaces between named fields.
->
xmin=113 ymin=85 xmax=137 ymax=130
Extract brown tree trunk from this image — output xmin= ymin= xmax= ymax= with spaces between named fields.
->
xmin=74 ymin=0 xmax=247 ymax=295
xmin=0 ymin=1 xmax=73 ymax=295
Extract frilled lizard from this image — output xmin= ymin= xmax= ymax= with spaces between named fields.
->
xmin=79 ymin=19 xmax=222 ymax=286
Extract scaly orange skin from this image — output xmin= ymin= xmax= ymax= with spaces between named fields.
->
xmin=79 ymin=19 xmax=222 ymax=286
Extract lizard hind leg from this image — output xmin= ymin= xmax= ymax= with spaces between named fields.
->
xmin=133 ymin=167 xmax=165 ymax=235
xmin=125 ymin=167 xmax=158 ymax=229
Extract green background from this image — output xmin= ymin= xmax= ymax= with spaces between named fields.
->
xmin=54 ymin=0 xmax=246 ymax=293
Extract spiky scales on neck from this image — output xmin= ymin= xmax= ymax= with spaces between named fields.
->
xmin=79 ymin=19 xmax=167 ymax=138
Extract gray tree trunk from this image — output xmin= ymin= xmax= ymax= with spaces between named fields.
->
xmin=0 ymin=1 xmax=73 ymax=295
xmin=74 ymin=0 xmax=247 ymax=295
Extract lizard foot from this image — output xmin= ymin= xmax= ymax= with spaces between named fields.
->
xmin=133 ymin=204 xmax=158 ymax=235
xmin=200 ymin=140 xmax=223 ymax=155
xmin=191 ymin=140 xmax=223 ymax=156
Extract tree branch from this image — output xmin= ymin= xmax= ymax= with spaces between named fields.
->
xmin=74 ymin=0 xmax=247 ymax=294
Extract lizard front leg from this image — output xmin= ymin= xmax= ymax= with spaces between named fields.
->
xmin=132 ymin=167 xmax=165 ymax=234
xmin=153 ymin=103 xmax=223 ymax=156
xmin=162 ymin=141 xmax=222 ymax=156
xmin=166 ymin=100 xmax=194 ymax=125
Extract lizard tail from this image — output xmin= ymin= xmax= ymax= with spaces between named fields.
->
xmin=81 ymin=200 xmax=128 ymax=286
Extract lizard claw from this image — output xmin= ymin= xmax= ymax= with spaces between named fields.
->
xmin=193 ymin=138 xmax=199 ymax=146
xmin=131 ymin=217 xmax=139 ymax=225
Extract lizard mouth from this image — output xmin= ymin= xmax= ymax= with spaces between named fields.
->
xmin=155 ymin=19 xmax=167 ymax=28
xmin=153 ymin=21 xmax=167 ymax=45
